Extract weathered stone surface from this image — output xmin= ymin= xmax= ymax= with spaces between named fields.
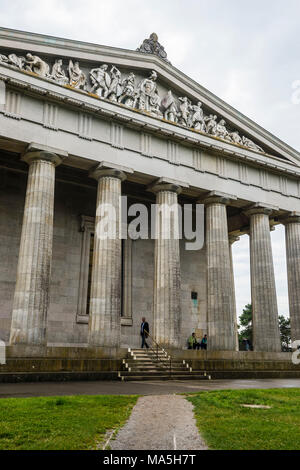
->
xmin=283 ymin=214 xmax=300 ymax=342
xmin=229 ymin=235 xmax=240 ymax=351
xmin=205 ymin=193 xmax=236 ymax=351
xmin=9 ymin=146 xmax=65 ymax=345
xmin=87 ymin=166 xmax=126 ymax=348
xmin=151 ymin=181 xmax=182 ymax=348
xmin=246 ymin=206 xmax=281 ymax=352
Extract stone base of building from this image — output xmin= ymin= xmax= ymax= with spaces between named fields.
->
xmin=1 ymin=347 xmax=299 ymax=383
xmin=6 ymin=345 xmax=128 ymax=359
xmin=173 ymin=350 xmax=300 ymax=378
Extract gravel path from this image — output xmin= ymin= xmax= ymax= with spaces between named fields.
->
xmin=110 ymin=394 xmax=208 ymax=450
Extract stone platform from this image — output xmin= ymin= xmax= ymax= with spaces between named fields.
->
xmin=0 ymin=347 xmax=299 ymax=383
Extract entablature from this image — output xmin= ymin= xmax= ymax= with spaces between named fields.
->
xmin=1 ymin=64 xmax=300 ymax=184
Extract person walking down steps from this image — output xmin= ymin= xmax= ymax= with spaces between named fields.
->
xmin=141 ymin=317 xmax=149 ymax=349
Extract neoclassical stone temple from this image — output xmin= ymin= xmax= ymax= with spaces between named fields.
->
xmin=0 ymin=28 xmax=299 ymax=359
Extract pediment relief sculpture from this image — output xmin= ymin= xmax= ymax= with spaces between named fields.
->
xmin=0 ymin=50 xmax=264 ymax=154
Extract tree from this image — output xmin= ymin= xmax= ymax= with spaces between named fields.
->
xmin=278 ymin=315 xmax=291 ymax=351
xmin=238 ymin=304 xmax=253 ymax=348
xmin=238 ymin=304 xmax=291 ymax=351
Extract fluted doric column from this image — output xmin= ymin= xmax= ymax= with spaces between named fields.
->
xmin=282 ymin=213 xmax=300 ymax=343
xmin=88 ymin=163 xmax=131 ymax=348
xmin=245 ymin=204 xmax=281 ymax=352
xmin=204 ymin=192 xmax=237 ymax=351
xmin=10 ymin=143 xmax=67 ymax=345
xmin=150 ymin=179 xmax=182 ymax=348
xmin=229 ymin=235 xmax=240 ymax=351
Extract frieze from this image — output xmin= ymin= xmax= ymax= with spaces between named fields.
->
xmin=0 ymin=50 xmax=268 ymax=155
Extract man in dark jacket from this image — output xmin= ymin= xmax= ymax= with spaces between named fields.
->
xmin=141 ymin=317 xmax=149 ymax=349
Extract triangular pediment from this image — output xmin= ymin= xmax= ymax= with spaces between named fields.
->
xmin=0 ymin=27 xmax=300 ymax=168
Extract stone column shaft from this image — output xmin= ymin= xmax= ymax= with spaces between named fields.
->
xmin=229 ymin=236 xmax=240 ymax=351
xmin=88 ymin=167 xmax=126 ymax=348
xmin=247 ymin=206 xmax=281 ymax=352
xmin=9 ymin=146 xmax=64 ymax=345
xmin=283 ymin=214 xmax=300 ymax=342
xmin=152 ymin=182 xmax=182 ymax=348
xmin=205 ymin=194 xmax=236 ymax=351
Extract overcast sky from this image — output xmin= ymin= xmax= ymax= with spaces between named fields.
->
xmin=1 ymin=0 xmax=299 ymax=320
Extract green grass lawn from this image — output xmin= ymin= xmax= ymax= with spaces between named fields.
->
xmin=0 ymin=395 xmax=137 ymax=450
xmin=188 ymin=388 xmax=300 ymax=450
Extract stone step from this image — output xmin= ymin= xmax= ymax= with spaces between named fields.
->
xmin=127 ymin=351 xmax=169 ymax=357
xmin=119 ymin=370 xmax=206 ymax=377
xmin=124 ymin=364 xmax=189 ymax=370
xmin=123 ymin=368 xmax=191 ymax=374
xmin=130 ymin=348 xmax=168 ymax=353
xmin=119 ymin=374 xmax=210 ymax=382
xmin=124 ymin=359 xmax=186 ymax=366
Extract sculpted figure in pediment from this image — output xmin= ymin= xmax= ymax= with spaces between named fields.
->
xmin=161 ymin=91 xmax=178 ymax=122
xmin=8 ymin=54 xmax=25 ymax=69
xmin=90 ymin=64 xmax=111 ymax=98
xmin=107 ymin=66 xmax=122 ymax=102
xmin=118 ymin=72 xmax=137 ymax=108
xmin=51 ymin=59 xmax=69 ymax=85
xmin=137 ymin=70 xmax=162 ymax=116
xmin=189 ymin=101 xmax=206 ymax=131
xmin=215 ymin=119 xmax=232 ymax=141
xmin=25 ymin=53 xmax=50 ymax=77
xmin=0 ymin=53 xmax=25 ymax=70
xmin=0 ymin=54 xmax=8 ymax=64
xmin=242 ymin=136 xmax=264 ymax=153
xmin=205 ymin=114 xmax=218 ymax=135
xmin=178 ymin=96 xmax=191 ymax=126
xmin=230 ymin=131 xmax=242 ymax=145
xmin=68 ymin=60 xmax=87 ymax=90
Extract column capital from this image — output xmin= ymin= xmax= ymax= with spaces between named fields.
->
xmin=148 ymin=177 xmax=189 ymax=195
xmin=229 ymin=234 xmax=240 ymax=245
xmin=202 ymin=191 xmax=237 ymax=206
xmin=244 ymin=203 xmax=279 ymax=218
xmin=280 ymin=212 xmax=300 ymax=225
xmin=22 ymin=143 xmax=68 ymax=167
xmin=89 ymin=161 xmax=133 ymax=182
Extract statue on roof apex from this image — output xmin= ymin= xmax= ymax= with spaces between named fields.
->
xmin=137 ymin=33 xmax=171 ymax=64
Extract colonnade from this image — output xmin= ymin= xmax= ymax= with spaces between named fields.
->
xmin=9 ymin=146 xmax=300 ymax=351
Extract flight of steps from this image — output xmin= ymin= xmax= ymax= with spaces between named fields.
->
xmin=118 ymin=348 xmax=211 ymax=381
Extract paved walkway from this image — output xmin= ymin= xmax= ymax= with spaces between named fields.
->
xmin=0 ymin=378 xmax=299 ymax=398
xmin=110 ymin=395 xmax=208 ymax=450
